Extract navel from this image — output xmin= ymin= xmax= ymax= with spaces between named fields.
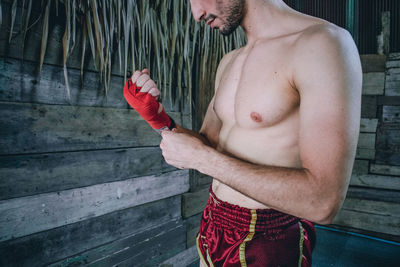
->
xmin=250 ymin=112 xmax=262 ymax=123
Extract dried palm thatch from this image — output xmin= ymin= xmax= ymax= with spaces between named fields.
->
xmin=6 ymin=0 xmax=246 ymax=107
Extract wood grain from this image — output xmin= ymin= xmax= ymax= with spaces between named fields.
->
xmin=0 ymin=147 xmax=175 ymax=200
xmin=362 ymin=72 xmax=385 ymax=95
xmin=0 ymin=170 xmax=189 ymax=242
xmin=0 ymin=196 xmax=181 ymax=267
xmin=350 ymin=174 xmax=400 ymax=190
xmin=52 ymin=219 xmax=185 ymax=267
xmin=0 ymin=101 xmax=186 ymax=155
xmin=182 ymin=186 xmax=209 ymax=218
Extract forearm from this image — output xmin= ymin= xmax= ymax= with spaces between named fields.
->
xmin=195 ymin=146 xmax=336 ymax=224
xmin=174 ymin=124 xmax=212 ymax=147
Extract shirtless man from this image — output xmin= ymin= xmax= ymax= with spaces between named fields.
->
xmin=124 ymin=0 xmax=362 ymax=266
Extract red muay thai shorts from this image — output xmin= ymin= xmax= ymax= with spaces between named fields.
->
xmin=196 ymin=186 xmax=316 ymax=267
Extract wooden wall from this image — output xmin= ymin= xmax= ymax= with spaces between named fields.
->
xmin=331 ymin=54 xmax=400 ymax=242
xmin=0 ymin=1 xmax=197 ymax=266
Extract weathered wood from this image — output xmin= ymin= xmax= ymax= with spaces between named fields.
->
xmin=0 ymin=57 xmax=182 ymax=112
xmin=184 ymin=213 xmax=202 ymax=248
xmin=187 ymin=227 xmax=200 ymax=249
xmin=0 ymin=101 xmax=186 ymax=155
xmin=350 ymin=174 xmax=400 ymax=190
xmin=376 ymin=125 xmax=400 ymax=165
xmin=370 ymin=164 xmax=400 ymax=176
xmin=362 ymin=72 xmax=385 ymax=95
xmin=160 ymin=245 xmax=199 ymax=267
xmin=53 ymin=219 xmax=185 ymax=267
xmin=0 ymin=170 xmax=189 ymax=242
xmin=383 ymin=106 xmax=400 ymax=123
xmin=352 ymin=159 xmax=369 ymax=174
xmin=386 ymin=60 xmax=400 ymax=69
xmin=388 ymin=53 xmax=400 ymax=61
xmin=182 ymin=186 xmax=209 ymax=218
xmin=0 ymin=196 xmax=181 ymax=267
xmin=360 ymin=118 xmax=378 ymax=133
xmin=0 ymin=57 xmax=124 ymax=107
xmin=198 ymin=174 xmax=213 ymax=186
xmin=357 ymin=133 xmax=376 ymax=149
xmin=342 ymin=198 xmax=400 ymax=218
xmin=356 ymin=148 xmax=375 ymax=160
xmin=333 ymin=206 xmax=400 ymax=236
xmin=377 ymin=96 xmax=400 ymax=105
xmin=375 ymin=150 xmax=400 ymax=167
xmin=0 ymin=147 xmax=175 ymax=200
xmin=346 ymin=187 xmax=400 ymax=203
xmin=360 ymin=54 xmax=386 ymax=73
xmin=361 ymin=96 xmax=377 ymax=118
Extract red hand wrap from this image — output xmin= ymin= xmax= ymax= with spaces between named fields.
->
xmin=124 ymin=79 xmax=174 ymax=130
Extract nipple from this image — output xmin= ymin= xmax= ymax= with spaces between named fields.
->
xmin=250 ymin=112 xmax=262 ymax=123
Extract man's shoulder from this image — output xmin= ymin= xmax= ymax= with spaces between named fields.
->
xmin=294 ymin=22 xmax=354 ymax=54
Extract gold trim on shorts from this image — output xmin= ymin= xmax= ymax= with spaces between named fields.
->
xmin=298 ymin=221 xmax=305 ymax=267
xmin=196 ymin=233 xmax=214 ymax=267
xmin=239 ymin=209 xmax=258 ymax=267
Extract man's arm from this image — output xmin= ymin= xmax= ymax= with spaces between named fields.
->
xmin=161 ymin=25 xmax=362 ymax=224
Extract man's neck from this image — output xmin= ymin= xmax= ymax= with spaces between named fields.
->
xmin=241 ymin=0 xmax=296 ymax=44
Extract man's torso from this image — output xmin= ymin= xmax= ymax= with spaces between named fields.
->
xmin=212 ymin=19 xmax=328 ymax=209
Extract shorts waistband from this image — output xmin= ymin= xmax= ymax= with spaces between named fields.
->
xmin=207 ymin=185 xmax=299 ymax=232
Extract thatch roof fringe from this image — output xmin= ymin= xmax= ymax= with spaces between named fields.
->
xmin=7 ymin=0 xmax=246 ymax=105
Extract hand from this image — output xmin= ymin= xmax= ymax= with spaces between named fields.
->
xmin=160 ymin=129 xmax=206 ymax=170
xmin=131 ymin=69 xmax=160 ymax=99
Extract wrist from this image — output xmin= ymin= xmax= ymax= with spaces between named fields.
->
xmin=195 ymin=144 xmax=217 ymax=174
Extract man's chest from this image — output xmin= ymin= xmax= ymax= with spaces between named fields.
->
xmin=214 ymin=46 xmax=300 ymax=129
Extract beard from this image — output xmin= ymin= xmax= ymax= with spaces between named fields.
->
xmin=217 ymin=0 xmax=245 ymax=36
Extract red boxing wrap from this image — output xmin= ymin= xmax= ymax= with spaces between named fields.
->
xmin=124 ymin=79 xmax=174 ymax=130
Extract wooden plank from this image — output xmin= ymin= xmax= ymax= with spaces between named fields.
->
xmin=376 ymin=125 xmax=400 ymax=166
xmin=346 ymin=187 xmax=400 ymax=203
xmin=387 ymin=53 xmax=400 ymax=61
xmin=386 ymin=60 xmax=400 ymax=68
xmin=53 ymin=219 xmax=185 ymax=267
xmin=385 ymin=81 xmax=400 ymax=97
xmin=333 ymin=206 xmax=400 ymax=236
xmin=356 ymin=148 xmax=375 ymax=160
xmin=377 ymin=96 xmax=400 ymax=105
xmin=360 ymin=54 xmax=386 ymax=73
xmin=350 ymin=174 xmax=400 ymax=190
xmin=383 ymin=106 xmax=400 ymax=123
xmin=360 ymin=118 xmax=378 ymax=133
xmin=375 ymin=151 xmax=400 ymax=167
xmin=0 ymin=147 xmax=175 ymax=200
xmin=0 ymin=101 xmax=186 ymax=155
xmin=0 ymin=170 xmax=189 ymax=242
xmin=370 ymin=164 xmax=400 ymax=176
xmin=362 ymin=72 xmax=385 ymax=95
xmin=357 ymin=133 xmax=375 ymax=149
xmin=184 ymin=213 xmax=202 ymax=248
xmin=352 ymin=159 xmax=369 ymax=174
xmin=0 ymin=196 xmax=181 ymax=267
xmin=341 ymin=198 xmax=400 ymax=218
xmin=160 ymin=245 xmax=199 ymax=267
xmin=0 ymin=57 xmax=182 ymax=112
xmin=182 ymin=186 xmax=209 ymax=218
xmin=361 ymin=96 xmax=377 ymax=118
xmin=0 ymin=57 xmax=125 ymax=108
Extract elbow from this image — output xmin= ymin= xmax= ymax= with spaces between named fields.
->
xmin=309 ymin=195 xmax=342 ymax=225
